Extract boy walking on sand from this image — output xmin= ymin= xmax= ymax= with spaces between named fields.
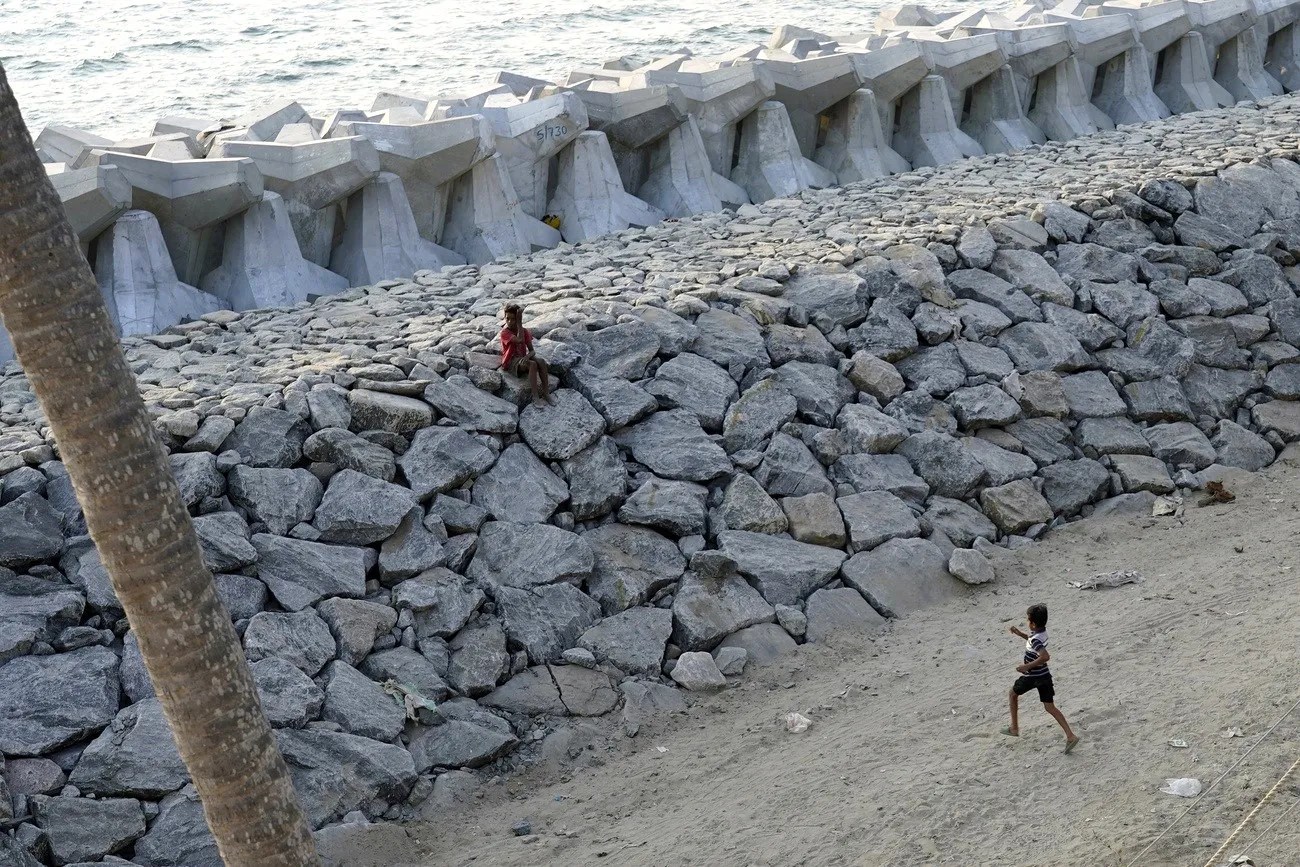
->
xmin=500 ymin=302 xmax=551 ymax=407
xmin=1003 ymin=603 xmax=1080 ymax=753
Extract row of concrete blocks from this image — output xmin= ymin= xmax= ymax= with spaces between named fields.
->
xmin=14 ymin=0 xmax=1300 ymax=366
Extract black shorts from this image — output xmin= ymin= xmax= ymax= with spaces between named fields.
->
xmin=1013 ymin=675 xmax=1055 ymax=704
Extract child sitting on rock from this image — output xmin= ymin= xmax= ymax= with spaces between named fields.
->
xmin=1004 ymin=603 xmax=1080 ymax=753
xmin=500 ymin=302 xmax=551 ymax=407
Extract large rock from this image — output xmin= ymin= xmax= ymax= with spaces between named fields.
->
xmin=227 ymin=466 xmax=323 ymax=536
xmin=398 ymin=426 xmax=496 ymax=500
xmin=566 ymin=321 xmax=661 ymax=380
xmin=132 ymin=787 xmax=220 ymax=867
xmin=978 ymin=480 xmax=1054 ymax=534
xmin=772 ymin=361 xmax=854 ymax=427
xmin=360 ymin=647 xmax=451 ymax=702
xmin=691 ymin=308 xmax=769 ymax=369
xmin=841 ymin=538 xmax=963 ymax=618
xmin=250 ymin=657 xmax=325 ymax=728
xmin=303 ymin=427 xmax=396 ymax=481
xmin=671 ymin=572 xmax=774 ymax=651
xmin=579 ymin=607 xmax=672 ymax=675
xmin=467 ymin=522 xmax=594 ymax=589
xmin=424 ymin=376 xmax=518 ymax=433
xmin=495 ymin=583 xmax=602 ymax=664
xmin=378 ymin=508 xmax=447 ymax=582
xmin=69 ymin=698 xmax=188 ymax=798
xmin=220 ymin=406 xmax=309 ymax=468
xmin=192 ymin=512 xmax=258 ymax=573
xmin=1212 ymin=421 xmax=1275 ymax=471
xmin=715 ymin=622 xmax=797 ymax=666
xmin=618 ymin=477 xmax=708 ymax=536
xmin=923 ymin=496 xmax=997 ymax=547
xmin=837 ymin=403 xmax=909 ymax=454
xmin=471 ymin=443 xmax=568 ymax=522
xmin=670 ymin=651 xmax=726 ymax=690
xmin=276 ymin=728 xmax=417 ymax=828
xmin=1039 ymin=459 xmax=1110 ymax=516
xmin=782 ymin=265 xmax=868 ymax=327
xmin=722 ymin=379 xmax=798 ymax=453
xmin=169 ymin=451 xmax=226 ymax=508
xmin=392 ymin=568 xmax=483 ymax=639
xmin=584 ymin=524 xmax=685 ymax=614
xmin=0 ymin=647 xmax=119 ymax=756
xmin=948 ymin=384 xmax=1021 ymax=429
xmin=313 ymin=469 xmax=416 ymax=544
xmin=0 ymin=571 xmax=84 ymax=664
xmin=0 ymin=492 xmax=65 ymax=568
xmin=755 ymin=432 xmax=834 ymax=497
xmin=804 ymin=587 xmax=886 ymax=643
xmin=837 ymin=491 xmax=920 ymax=552
xmin=614 ymin=410 xmax=732 ymax=482
xmin=31 ymin=795 xmax=145 ymax=865
xmin=518 ymin=389 xmax=606 ymax=460
xmin=830 ymin=453 xmax=930 ymax=505
xmin=781 ymin=492 xmax=845 ymax=547
xmin=897 ymin=431 xmax=987 ymax=499
xmin=716 ymin=530 xmax=846 ymax=607
xmin=714 ymin=473 xmax=787 ymax=534
xmin=243 ymin=609 xmax=336 ymax=676
xmin=963 ymin=438 xmax=1036 ymax=487
xmin=1145 ymin=422 xmax=1216 ymax=470
xmin=252 ymin=534 xmax=370 ymax=611
xmin=567 ymin=365 xmax=658 ymax=430
xmin=408 ymin=706 xmax=517 ymax=772
xmin=481 ymin=663 xmax=618 ymax=717
xmin=997 ymin=322 xmax=1090 ymax=372
xmin=348 ymin=389 xmax=433 ymax=435
xmin=321 ymin=661 xmax=407 ymax=742
xmin=1109 ymin=454 xmax=1175 ymax=493
xmin=562 ymin=437 xmax=627 ymax=521
xmin=447 ymin=620 xmax=509 ymax=697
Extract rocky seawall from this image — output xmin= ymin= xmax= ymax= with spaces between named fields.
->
xmin=6 ymin=37 xmax=1300 ymax=867
xmin=10 ymin=0 xmax=1300 ymax=365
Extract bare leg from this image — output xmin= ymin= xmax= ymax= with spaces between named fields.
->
xmin=538 ymin=358 xmax=551 ymax=402
xmin=1006 ymin=689 xmax=1020 ymax=736
xmin=528 ymin=360 xmax=544 ymax=407
xmin=1043 ymin=702 xmax=1078 ymax=748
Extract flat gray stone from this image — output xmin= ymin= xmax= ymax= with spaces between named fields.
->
xmin=359 ymin=647 xmax=451 ymax=703
xmin=132 ymin=787 xmax=219 ymax=867
xmin=755 ymin=432 xmax=834 ymax=497
xmin=645 ymin=353 xmax=737 ymax=431
xmin=316 ymin=597 xmax=397 ymax=666
xmin=275 ymin=728 xmax=417 ymax=829
xmin=1212 ymin=421 xmax=1275 ymax=471
xmin=378 ymin=508 xmax=447 ymax=583
xmin=252 ymin=534 xmax=370 ymax=611
xmin=0 ymin=493 xmax=66 ymax=568
xmin=408 ymin=710 xmax=516 ymax=772
xmin=31 ymin=795 xmax=145 ymax=865
xmin=567 ymin=365 xmax=658 ymax=430
xmin=192 ymin=512 xmax=257 ymax=573
xmin=978 ymin=480 xmax=1054 ymax=534
xmin=716 ymin=622 xmax=797 ymax=666
xmin=923 ymin=496 xmax=997 ymax=547
xmin=830 ymin=453 xmax=930 ymax=505
xmin=227 ymin=466 xmax=323 ymax=536
xmin=618 ymin=477 xmax=708 ymax=536
xmin=837 ymin=403 xmax=909 ymax=454
xmin=723 ymin=379 xmax=798 ymax=453
xmin=1110 ymin=454 xmax=1175 ymax=494
xmin=467 ymin=521 xmax=594 ymax=589
xmin=615 ymin=410 xmax=732 ymax=482
xmin=303 ymin=427 xmax=395 ymax=481
xmin=1040 ymin=459 xmax=1111 ymax=516
xmin=897 ymin=431 xmax=987 ymax=499
xmin=997 ymin=322 xmax=1090 ymax=373
xmin=837 ymin=491 xmax=920 ymax=553
xmin=392 ymin=568 xmax=484 ymax=639
xmin=691 ymin=308 xmax=769 ymax=370
xmin=670 ymin=651 xmax=726 ymax=690
xmin=447 ymin=620 xmax=509 ymax=697
xmin=398 ymin=426 xmax=497 ymax=500
xmin=424 ymin=376 xmax=518 ymax=434
xmin=714 ymin=473 xmax=787 ymax=534
xmin=841 ymin=537 xmax=964 ymax=619
xmin=168 ymin=453 xmax=225 ymax=508
xmin=220 ymin=405 xmax=309 ymax=468
xmin=804 ymin=587 xmax=886 ymax=643
xmin=716 ymin=530 xmax=847 ymax=607
xmin=472 ymin=443 xmax=568 ymax=522
xmin=313 ymin=469 xmax=416 ymax=544
xmin=69 ymin=698 xmax=188 ymax=798
xmin=1144 ymin=422 xmax=1216 ymax=470
xmin=583 ymin=524 xmax=685 ymax=614
xmin=671 ymin=572 xmax=774 ymax=651
xmin=579 ymin=607 xmax=672 ymax=675
xmin=562 ymin=436 xmax=628 ymax=521
xmin=243 ymin=609 xmax=336 ymax=676
xmin=518 ymin=389 xmax=606 ymax=460
xmin=322 ymin=661 xmax=406 ymax=742
xmin=348 ymin=389 xmax=433 ymax=435
xmin=0 ymin=647 xmax=119 ymax=756
xmin=567 ymin=320 xmax=661 ymax=380
xmin=250 ymin=657 xmax=324 ymax=728
xmin=780 ymin=492 xmax=845 ymax=547
xmin=495 ymin=583 xmax=602 ymax=664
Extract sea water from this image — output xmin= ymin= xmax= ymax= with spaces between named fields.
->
xmin=0 ymin=0 xmax=955 ymax=140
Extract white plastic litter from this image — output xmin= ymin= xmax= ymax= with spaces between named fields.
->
xmin=1069 ymin=570 xmax=1143 ymax=590
xmin=1222 ymin=727 xmax=1245 ymax=738
xmin=784 ymin=712 xmax=812 ymax=733
xmin=1168 ymin=738 xmax=1189 ymax=749
xmin=1160 ymin=778 xmax=1203 ymax=797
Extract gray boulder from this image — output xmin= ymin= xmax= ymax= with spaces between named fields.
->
xmin=1054 ymin=243 xmax=1138 ymax=284
xmin=0 ymin=492 xmax=65 ymax=568
xmin=220 ymin=406 xmax=310 ymax=468
xmin=31 ymin=795 xmax=145 ymax=865
xmin=1076 ymin=417 xmax=1152 ymax=456
xmin=897 ymin=431 xmax=987 ymax=499
xmin=567 ymin=364 xmax=658 ymax=429
xmin=495 ymin=583 xmax=602 ymax=664
xmin=645 ymin=353 xmax=737 ymax=431
xmin=979 ymin=480 xmax=1054 ymax=534
xmin=481 ymin=663 xmax=618 ymax=717
xmin=0 ymin=571 xmax=84 ymax=664
xmin=722 ymin=379 xmax=798 ymax=453
xmin=360 ymin=647 xmax=451 ymax=702
xmin=947 ymin=384 xmax=1021 ymax=429
xmin=1181 ymin=366 xmax=1263 ymax=419
xmin=846 ymin=352 xmax=906 ymax=403
xmin=378 ymin=508 xmax=447 ymax=582
xmin=192 ymin=512 xmax=257 ymax=572
xmin=579 ymin=607 xmax=672 ymax=675
xmin=997 ymin=322 xmax=1090 ymax=373
xmin=69 ymin=698 xmax=188 ymax=798
xmin=841 ymin=538 xmax=963 ymax=618
xmin=348 ymin=389 xmax=432 ymax=435
xmin=716 ymin=622 xmax=797 ymax=666
xmin=1109 ymin=454 xmax=1176 ymax=493
xmin=804 ymin=587 xmax=886 ymax=643
xmin=618 ymin=477 xmax=708 ymax=536
xmin=948 ymin=269 xmax=1042 ymax=323
xmin=615 ymin=410 xmax=732 ymax=482
xmin=1212 ymin=421 xmax=1275 ymax=471
xmin=467 ymin=522 xmax=594 ymax=589
xmin=398 ymin=426 xmax=496 ymax=500
xmin=168 ymin=452 xmax=225 ymax=508
xmin=671 ymin=572 xmax=774 ymax=651
xmin=989 ymin=249 xmax=1073 ymax=306
xmin=837 ymin=491 xmax=920 ymax=553
xmin=424 ymin=376 xmax=517 ymax=433
xmin=847 ymin=301 xmax=918 ymax=362
xmin=949 ymin=548 xmax=995 ymax=585
xmin=962 ymin=437 xmax=1037 ymax=486
xmin=837 ymin=403 xmax=909 ymax=454
xmin=567 ymin=320 xmax=661 ymax=379
xmin=472 ymin=443 xmax=568 ymax=522
xmin=276 ymin=728 xmax=417 ymax=828
xmin=1122 ymin=377 xmax=1194 ymax=423
xmin=408 ymin=709 xmax=516 ymax=772
xmin=896 ymin=343 xmax=967 ymax=397
xmin=716 ymin=530 xmax=847 ymax=607
xmin=0 ymin=646 xmax=119 ymax=755
xmin=243 ymin=609 xmax=336 ymax=676
xmin=252 ymin=534 xmax=370 ymax=611
xmin=132 ymin=787 xmax=220 ymax=867
xmin=322 ymin=661 xmax=406 ymax=742
xmin=250 ymin=657 xmax=324 ymax=728
xmin=392 ymin=568 xmax=484 ymax=639
xmin=755 ymin=432 xmax=834 ymax=497
xmin=1040 ymin=459 xmax=1111 ymax=516
xmin=562 ymin=437 xmax=628 ymax=521
xmin=584 ymin=524 xmax=685 ymax=614
xmin=447 ymin=620 xmax=509 ymax=697
xmin=772 ymin=362 xmax=855 ymax=427
xmin=691 ymin=308 xmax=769 ymax=369
xmin=518 ymin=389 xmax=605 ymax=460
xmin=781 ymin=492 xmax=846 ymax=547
xmin=1089 ymin=280 xmax=1159 ymax=329
xmin=313 ymin=469 xmax=416 ymax=544
xmin=1144 ymin=422 xmax=1217 ymax=470
xmin=714 ymin=473 xmax=787 ymax=534
xmin=59 ymin=537 xmax=120 ymax=617
xmin=228 ymin=466 xmax=323 ymax=536
xmin=1061 ymin=371 xmax=1127 ymax=420
xmin=766 ymin=323 xmax=838 ymax=366
xmin=830 ymin=453 xmax=930 ymax=505
xmin=670 ymin=651 xmax=726 ymax=690
xmin=303 ymin=427 xmax=396 ymax=481
xmin=782 ymin=265 xmax=868 ymax=326
xmin=923 ymin=496 xmax=997 ymax=547
xmin=316 ymin=597 xmax=398 ymax=666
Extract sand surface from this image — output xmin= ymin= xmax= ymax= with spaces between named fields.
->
xmin=359 ymin=458 xmax=1300 ymax=867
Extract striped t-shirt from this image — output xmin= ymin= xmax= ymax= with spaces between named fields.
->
xmin=1022 ymin=631 xmax=1050 ymax=677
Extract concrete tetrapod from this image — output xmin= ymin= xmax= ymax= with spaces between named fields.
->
xmin=633 ymin=60 xmax=777 ymax=179
xmin=967 ymin=20 xmax=1073 ymax=117
xmin=1154 ymin=31 xmax=1223 ymax=113
xmin=445 ymin=92 xmax=588 ymax=221
xmin=211 ymin=134 xmax=381 ymax=266
xmin=903 ymin=30 xmax=1006 ymax=141
xmin=893 ymin=75 xmax=985 ymax=167
xmin=33 ymin=125 xmax=112 ymax=166
xmin=329 ymin=172 xmax=466 ymax=286
xmin=962 ymin=65 xmax=1045 ymax=153
xmin=95 ymin=150 xmax=265 ymax=286
xmin=1214 ymin=24 xmax=1285 ymax=101
xmin=546 ymin=131 xmax=666 ymax=243
xmin=1028 ymin=56 xmax=1100 ymax=141
xmin=1266 ymin=22 xmax=1300 ymax=90
xmin=812 ymin=88 xmax=910 ymax=183
xmin=1185 ymin=0 xmax=1255 ymax=107
xmin=94 ymin=210 xmax=228 ymax=337
xmin=1093 ymin=43 xmax=1172 ymax=125
xmin=47 ymin=163 xmax=132 ymax=250
xmin=1043 ymin=11 xmax=1137 ymax=127
xmin=638 ymin=116 xmax=746 ymax=217
xmin=730 ymin=100 xmax=837 ymax=202
xmin=440 ymin=154 xmax=561 ymax=264
xmin=843 ymin=36 xmax=933 ymax=136
xmin=572 ymin=81 xmax=688 ymax=193
xmin=68 ymin=133 xmax=202 ymax=170
xmin=200 ymin=191 xmax=348 ymax=310
xmin=334 ymin=116 xmax=495 ymax=245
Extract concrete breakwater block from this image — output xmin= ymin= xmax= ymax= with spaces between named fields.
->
xmin=47 ymin=163 xmax=132 ymax=250
xmin=212 ymin=133 xmax=381 ymax=267
xmin=437 ymin=154 xmax=560 ymax=264
xmin=447 ymin=91 xmax=588 ymax=221
xmin=1266 ymin=22 xmax=1300 ymax=91
xmin=1029 ymin=56 xmax=1100 ymax=141
xmin=201 ymin=192 xmax=348 ymax=309
xmin=1155 ymin=31 xmax=1223 ymax=113
xmin=893 ymin=75 xmax=985 ymax=167
xmin=962 ymin=65 xmax=1045 ymax=154
xmin=546 ymin=131 xmax=665 ymax=243
xmin=731 ymin=101 xmax=836 ymax=202
xmin=813 ymin=87 xmax=910 ymax=183
xmin=1093 ymin=44 xmax=1172 ymax=125
xmin=638 ymin=116 xmax=745 ymax=216
xmin=1214 ymin=25 xmax=1285 ymax=101
xmin=334 ymin=116 xmax=495 ymax=245
xmin=94 ymin=210 xmax=227 ymax=337
xmin=1186 ymin=0 xmax=1254 ymax=107
xmin=33 ymin=124 xmax=112 ymax=166
xmin=572 ymin=80 xmax=688 ymax=193
xmin=97 ymin=151 xmax=265 ymax=286
xmin=329 ymin=173 xmax=465 ymax=286
xmin=845 ymin=35 xmax=932 ymax=134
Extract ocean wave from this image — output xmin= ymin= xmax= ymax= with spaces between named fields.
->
xmin=140 ymin=39 xmax=210 ymax=52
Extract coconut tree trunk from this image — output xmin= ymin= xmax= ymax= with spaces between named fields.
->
xmin=0 ymin=66 xmax=317 ymax=865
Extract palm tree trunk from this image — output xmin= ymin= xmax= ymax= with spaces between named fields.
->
xmin=0 ymin=65 xmax=317 ymax=865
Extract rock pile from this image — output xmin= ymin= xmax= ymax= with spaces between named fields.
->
xmin=5 ymin=90 xmax=1300 ymax=865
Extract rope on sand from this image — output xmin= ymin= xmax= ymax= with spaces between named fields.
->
xmin=1200 ymin=754 xmax=1300 ymax=867
xmin=1238 ymin=794 xmax=1300 ymax=860
xmin=1121 ymin=694 xmax=1300 ymax=867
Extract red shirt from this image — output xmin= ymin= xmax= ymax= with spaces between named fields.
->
xmin=500 ymin=326 xmax=532 ymax=370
